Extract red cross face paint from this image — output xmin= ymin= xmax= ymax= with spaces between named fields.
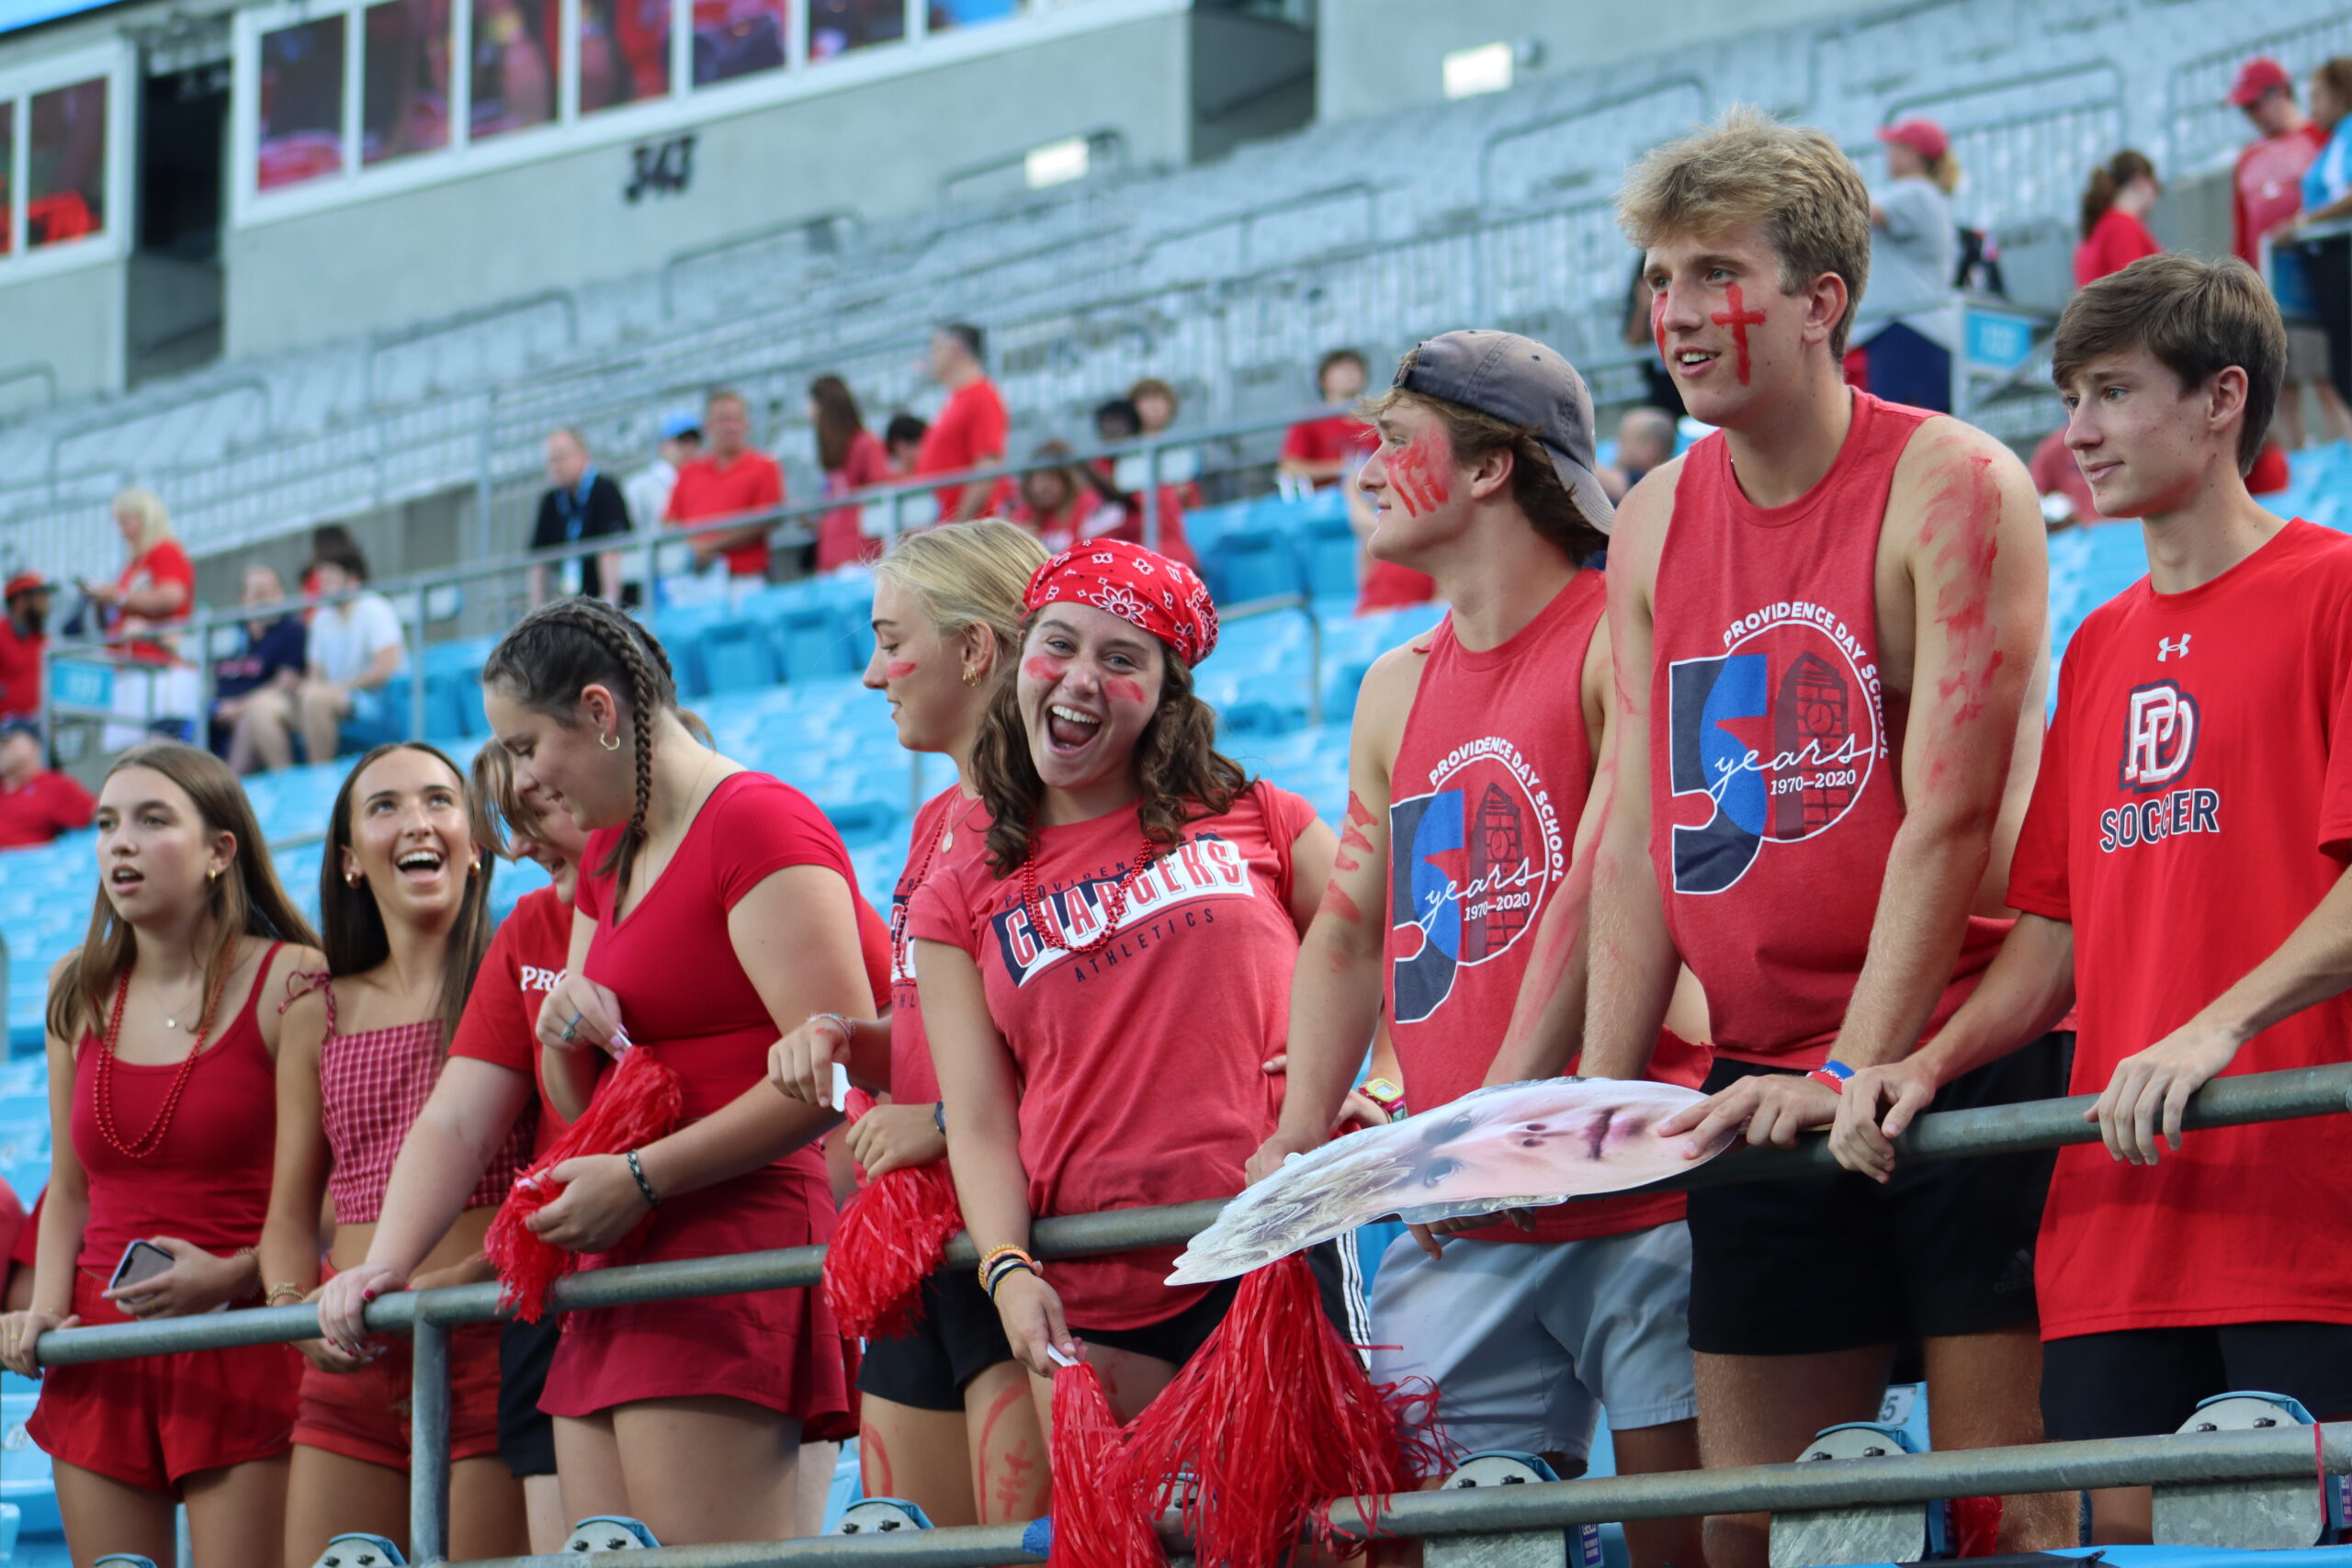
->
xmin=1384 ymin=427 xmax=1453 ymax=518
xmin=1710 ymin=284 xmax=1768 ymax=386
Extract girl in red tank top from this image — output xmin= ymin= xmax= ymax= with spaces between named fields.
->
xmin=1 ymin=741 xmax=322 ymax=1568
xmin=480 ymin=598 xmax=876 ymax=1547
xmin=258 ymin=741 xmax=528 ymax=1564
xmin=769 ymin=522 xmax=1050 ymax=1530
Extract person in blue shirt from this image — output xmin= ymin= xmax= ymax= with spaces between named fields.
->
xmin=2289 ymin=59 xmax=2352 ymax=406
xmin=530 ymin=427 xmax=632 ymax=604
xmin=213 ymin=562 xmax=308 ymax=771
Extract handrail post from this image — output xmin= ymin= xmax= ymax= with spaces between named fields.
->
xmin=191 ymin=606 xmax=217 ymax=742
xmin=410 ymin=587 xmax=430 ymax=740
xmin=1302 ymin=596 xmax=1322 ymax=728
xmin=1143 ymin=440 xmax=1163 ymax=552
xmin=409 ymin=1313 xmax=454 ymax=1564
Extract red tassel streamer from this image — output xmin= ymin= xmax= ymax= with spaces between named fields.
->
xmin=1048 ymin=1360 xmax=1163 ymax=1568
xmin=822 ymin=1092 xmax=968 ymax=1340
xmin=1121 ymin=1252 xmax=1443 ymax=1568
xmin=485 ymin=1046 xmax=684 ymax=1322
xmin=1951 ymin=1494 xmax=2003 ymax=1556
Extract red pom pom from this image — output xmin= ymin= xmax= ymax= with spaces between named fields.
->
xmin=486 ymin=1046 xmax=684 ymax=1322
xmin=1951 ymin=1494 xmax=2003 ymax=1556
xmin=1122 ymin=1252 xmax=1444 ymax=1567
xmin=1049 ymin=1360 xmax=1163 ymax=1568
xmin=822 ymin=1093 xmax=967 ymax=1340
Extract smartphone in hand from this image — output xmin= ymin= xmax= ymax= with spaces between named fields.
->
xmin=109 ymin=1238 xmax=175 ymax=1293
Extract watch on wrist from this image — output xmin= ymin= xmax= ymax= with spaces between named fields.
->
xmin=1361 ymin=1077 xmax=1408 ymax=1118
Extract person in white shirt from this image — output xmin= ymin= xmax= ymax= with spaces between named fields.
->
xmin=241 ymin=545 xmax=409 ymax=771
xmin=624 ymin=411 xmax=701 ymax=535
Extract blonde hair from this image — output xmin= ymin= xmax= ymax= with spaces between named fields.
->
xmin=873 ymin=520 xmax=1048 ymax=675
xmin=110 ymin=487 xmax=174 ymax=555
xmin=1923 ymin=150 xmax=1963 ymax=197
xmin=1619 ymin=106 xmax=1875 ymax=357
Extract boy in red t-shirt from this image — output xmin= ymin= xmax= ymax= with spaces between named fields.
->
xmin=913 ymin=323 xmax=1012 ymax=524
xmin=664 ymin=388 xmax=783 ymax=581
xmin=1587 ymin=109 xmax=2064 ymax=1562
xmin=1250 ymin=333 xmax=1705 ymax=1568
xmin=1832 ymin=255 xmax=2352 ymax=1544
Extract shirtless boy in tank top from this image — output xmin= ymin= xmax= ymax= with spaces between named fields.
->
xmin=1578 ymin=108 xmax=2068 ymax=1563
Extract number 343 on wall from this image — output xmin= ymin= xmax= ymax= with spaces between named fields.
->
xmin=626 ymin=134 xmax=698 ymax=203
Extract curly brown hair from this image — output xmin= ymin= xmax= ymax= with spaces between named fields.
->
xmin=972 ymin=616 xmax=1248 ymax=875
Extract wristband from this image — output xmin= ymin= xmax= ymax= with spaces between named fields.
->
xmin=977 ymin=1244 xmax=1037 ymax=1295
xmin=985 ymin=1257 xmax=1041 ymax=1303
xmin=267 ymin=1283 xmax=309 ymax=1307
xmin=1806 ymin=1061 xmax=1857 ymax=1094
xmin=933 ymin=1100 xmax=947 ymax=1136
xmin=626 ymin=1149 xmax=663 ymax=1208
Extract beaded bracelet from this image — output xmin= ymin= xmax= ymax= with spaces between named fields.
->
xmin=626 ymin=1149 xmax=662 ymax=1208
xmin=266 ymin=1283 xmax=309 ymax=1307
xmin=976 ymin=1244 xmax=1037 ymax=1296
xmin=985 ymin=1257 xmax=1041 ymax=1303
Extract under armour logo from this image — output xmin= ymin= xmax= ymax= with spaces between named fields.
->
xmin=2121 ymin=681 xmax=2199 ymax=793
xmin=2158 ymin=635 xmax=2191 ymax=662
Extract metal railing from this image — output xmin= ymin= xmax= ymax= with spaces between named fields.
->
xmin=25 ymin=1062 xmax=2352 ymax=1564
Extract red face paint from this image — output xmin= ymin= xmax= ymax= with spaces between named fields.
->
xmin=1340 ymin=819 xmax=1375 ymax=856
xmin=860 ymin=1426 xmax=895 ymax=1497
xmin=1710 ymin=284 xmax=1767 ymax=386
xmin=884 ymin=660 xmax=920 ymax=681
xmin=1023 ymin=655 xmax=1067 ymax=684
xmin=991 ymin=1441 xmax=1041 ymax=1521
xmin=1919 ymin=455 xmax=2007 ymax=727
xmin=1344 ymin=790 xmax=1377 ymax=829
xmin=974 ymin=1381 xmax=1037 ymax=1522
xmin=1650 ymin=284 xmax=1670 ymax=362
xmin=1102 ymin=674 xmax=1150 ymax=707
xmin=1318 ymin=880 xmax=1364 ymax=925
xmin=1385 ymin=428 xmax=1453 ymax=517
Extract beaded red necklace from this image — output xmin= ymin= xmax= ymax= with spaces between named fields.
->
xmin=1018 ymin=828 xmax=1158 ymax=960
xmin=93 ymin=955 xmax=231 ymax=1161
xmin=889 ymin=802 xmax=963 ymax=979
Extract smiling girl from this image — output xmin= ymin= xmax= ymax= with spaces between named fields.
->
xmin=1 ymin=741 xmax=322 ymax=1567
xmin=257 ymin=741 xmax=526 ymax=1565
xmin=902 ymin=540 xmax=1350 ymax=1432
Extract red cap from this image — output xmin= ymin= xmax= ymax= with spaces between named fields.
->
xmin=4 ymin=574 xmax=49 ymax=600
xmin=1876 ymin=118 xmax=1950 ymax=164
xmin=2229 ymin=57 xmax=2292 ymax=107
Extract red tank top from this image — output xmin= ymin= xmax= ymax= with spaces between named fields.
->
xmin=887 ymin=788 xmax=990 ymax=1106
xmin=1648 ymin=393 xmax=2005 ymax=1066
xmin=74 ymin=944 xmax=284 ymax=1272
xmin=1388 ymin=573 xmax=1698 ymax=1243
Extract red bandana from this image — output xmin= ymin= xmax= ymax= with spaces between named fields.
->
xmin=1023 ymin=539 xmax=1220 ymax=667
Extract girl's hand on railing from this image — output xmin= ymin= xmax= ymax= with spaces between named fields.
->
xmin=845 ymin=1101 xmax=945 ymax=1179
xmin=294 ymin=1284 xmax=378 ymax=1372
xmin=768 ymin=1013 xmax=854 ymax=1107
xmin=0 ymin=1308 xmax=77 ymax=1379
xmin=526 ymin=1154 xmax=650 ymax=1253
xmin=316 ymin=1262 xmax=407 ymax=1349
xmin=990 ymin=1269 xmax=1082 ymax=1379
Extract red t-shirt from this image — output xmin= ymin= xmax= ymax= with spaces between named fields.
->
xmin=0 ymin=620 xmax=42 ymax=718
xmin=2009 ymin=518 xmax=2352 ymax=1338
xmin=115 ymin=540 xmax=195 ymax=664
xmin=817 ymin=429 xmax=894 ymax=574
xmin=2075 ymin=209 xmax=2163 ymax=287
xmin=1282 ymin=412 xmax=1377 ymax=477
xmin=666 ymin=450 xmax=785 ymax=579
xmin=1386 ymin=572 xmax=1702 ymax=1245
xmin=1358 ymin=559 xmax=1438 ymax=615
xmin=886 ymin=789 xmax=990 ymax=1106
xmin=2234 ymin=124 xmax=2329 ymax=266
xmin=0 ymin=770 xmax=95 ymax=849
xmin=908 ymin=783 xmax=1317 ymax=1329
xmin=915 ymin=379 xmax=1013 ymax=520
xmin=450 ymin=886 xmax=575 ymax=1159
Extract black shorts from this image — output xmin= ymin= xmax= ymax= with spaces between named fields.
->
xmin=1077 ymin=1235 xmax=1367 ymax=1369
xmin=857 ymin=1266 xmax=1021 ymax=1413
xmin=1686 ymin=1033 xmax=2070 ymax=1357
xmin=2042 ymin=1323 xmax=2352 ymax=1441
xmin=498 ymin=1314 xmax=560 ymax=1479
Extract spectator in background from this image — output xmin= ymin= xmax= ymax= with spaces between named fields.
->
xmin=0 ymin=717 xmax=91 ymax=847
xmin=1128 ymin=377 xmax=1180 ymax=437
xmin=1011 ymin=442 xmax=1106 ymax=551
xmin=301 ymin=525 xmax=360 ymax=623
xmin=1849 ymin=118 xmax=1961 ymax=413
xmin=242 ymin=542 xmax=408 ymax=771
xmin=884 ymin=412 xmax=928 ymax=478
xmin=915 ymin=323 xmax=1012 ymax=524
xmin=2290 ymin=59 xmax=2352 ymax=411
xmin=666 ymin=388 xmax=783 ymax=585
xmin=2075 ymin=151 xmax=2163 ymax=286
xmin=812 ymin=375 xmax=893 ymax=573
xmin=213 ymin=564 xmax=308 ymax=772
xmin=1601 ymin=406 xmax=1679 ymax=502
xmin=530 ymin=428 xmax=630 ymax=605
xmin=1279 ymin=348 xmax=1374 ymax=487
xmin=1086 ymin=399 xmax=1200 ymax=568
xmin=624 ymin=411 xmax=699 ymax=535
xmin=83 ymin=488 xmax=194 ymax=664
xmin=2229 ymin=57 xmax=2350 ymax=447
xmin=0 ymin=573 xmax=51 ymax=720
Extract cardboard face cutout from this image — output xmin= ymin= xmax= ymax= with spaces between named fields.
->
xmin=1169 ymin=1078 xmax=1729 ymax=1284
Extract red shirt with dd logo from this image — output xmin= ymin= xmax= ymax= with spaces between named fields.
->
xmin=2009 ymin=517 xmax=2352 ymax=1337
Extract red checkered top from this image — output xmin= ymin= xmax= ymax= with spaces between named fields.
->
xmin=300 ymin=974 xmax=533 ymax=1226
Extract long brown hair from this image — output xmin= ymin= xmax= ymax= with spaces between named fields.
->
xmin=48 ymin=742 xmax=321 ymax=1043
xmin=320 ymin=741 xmax=495 ymax=1046
xmin=2081 ymin=150 xmax=2157 ymax=238
xmin=973 ymin=617 xmax=1247 ymax=874
xmin=810 ymin=375 xmax=868 ymax=476
xmin=480 ymin=597 xmax=681 ymax=908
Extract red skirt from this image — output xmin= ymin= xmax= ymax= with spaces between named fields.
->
xmin=27 ymin=1270 xmax=300 ymax=1495
xmin=539 ymin=1155 xmax=858 ymax=1438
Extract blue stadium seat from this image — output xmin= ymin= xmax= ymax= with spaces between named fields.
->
xmin=701 ymin=623 xmax=780 ymax=695
xmin=775 ymin=606 xmax=860 ymax=683
xmin=1296 ymin=512 xmax=1361 ymax=604
xmin=1322 ymin=655 xmax=1374 ymax=727
xmin=1219 ymin=700 xmax=1306 ymax=740
xmin=1207 ymin=527 xmax=1304 ymax=606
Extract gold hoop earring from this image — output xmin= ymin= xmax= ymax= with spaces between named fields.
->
xmin=345 ymin=871 xmax=362 ymax=887
xmin=599 ymin=730 xmax=622 ymax=751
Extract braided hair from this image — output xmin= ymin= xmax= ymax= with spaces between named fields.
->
xmin=481 ymin=599 xmax=680 ymax=908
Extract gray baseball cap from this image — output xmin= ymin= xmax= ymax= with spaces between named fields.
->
xmin=1393 ymin=330 xmax=1616 ymax=536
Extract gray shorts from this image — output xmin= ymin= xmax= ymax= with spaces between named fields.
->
xmin=2289 ymin=321 xmax=2331 ymax=385
xmin=1367 ymin=1221 xmax=1697 ymax=1477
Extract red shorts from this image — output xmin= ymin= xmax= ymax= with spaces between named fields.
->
xmin=25 ymin=1270 xmax=300 ymax=1495
xmin=293 ymin=1320 xmax=503 ymax=1471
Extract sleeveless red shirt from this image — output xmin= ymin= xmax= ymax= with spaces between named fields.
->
xmin=1388 ymin=573 xmax=1700 ymax=1243
xmin=1648 ymin=392 xmax=2006 ymax=1067
xmin=73 ymin=945 xmax=283 ymax=1272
